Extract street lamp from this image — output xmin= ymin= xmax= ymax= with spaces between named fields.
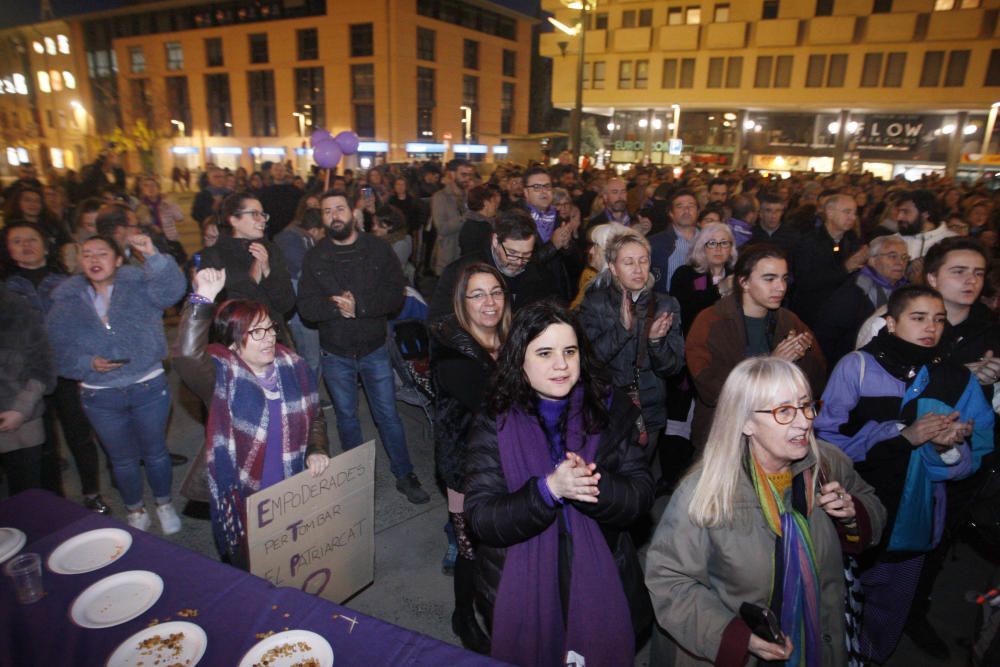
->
xmin=550 ymin=0 xmax=595 ymax=165
xmin=459 ymin=105 xmax=473 ymax=158
xmin=170 ymin=119 xmax=185 ymax=136
xmin=292 ymin=112 xmax=305 ymax=138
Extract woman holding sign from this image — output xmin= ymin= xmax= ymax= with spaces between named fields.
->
xmin=175 ymin=268 xmax=330 ymax=568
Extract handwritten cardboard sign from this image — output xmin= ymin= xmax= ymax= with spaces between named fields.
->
xmin=247 ymin=441 xmax=376 ymax=603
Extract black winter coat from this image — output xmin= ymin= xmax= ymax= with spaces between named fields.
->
xmin=199 ymin=235 xmax=296 ymax=320
xmin=464 ymin=390 xmax=655 ymax=635
xmin=429 ymin=316 xmax=496 ymax=491
xmin=577 ymin=278 xmax=684 ymax=431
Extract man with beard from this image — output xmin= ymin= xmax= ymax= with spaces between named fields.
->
xmin=297 ymin=190 xmax=430 ymax=504
xmin=586 ymin=177 xmax=630 ymax=230
xmin=895 ymin=189 xmax=956 ymax=260
xmin=429 ymin=209 xmax=556 ymax=322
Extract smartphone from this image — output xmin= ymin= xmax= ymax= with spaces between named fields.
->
xmin=106 ymin=358 xmax=130 ymax=364
xmin=739 ymin=602 xmax=784 ymax=644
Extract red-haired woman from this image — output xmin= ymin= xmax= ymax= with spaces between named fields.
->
xmin=175 ymin=268 xmax=329 ymax=568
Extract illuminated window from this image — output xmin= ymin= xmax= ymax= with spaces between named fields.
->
xmin=6 ymin=147 xmax=19 ymax=165
xmin=37 ymin=71 xmax=51 ymax=93
xmin=17 ymin=148 xmax=29 ymax=163
xmin=57 ymin=35 xmax=70 ymax=54
xmin=50 ymin=147 xmax=64 ymax=169
xmin=50 ymin=70 xmax=62 ymax=91
xmin=44 ymin=37 xmax=56 ymax=55
xmin=13 ymin=73 xmax=29 ymax=94
xmin=32 ymin=41 xmax=44 ymax=54
xmin=63 ymin=71 xmax=76 ymax=89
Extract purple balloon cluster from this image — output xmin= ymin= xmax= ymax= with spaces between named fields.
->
xmin=310 ymin=129 xmax=361 ymax=169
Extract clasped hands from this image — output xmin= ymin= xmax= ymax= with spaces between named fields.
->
xmin=901 ymin=411 xmax=972 ymax=451
xmin=545 ymin=452 xmax=601 ymax=504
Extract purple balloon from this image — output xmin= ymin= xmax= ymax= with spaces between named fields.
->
xmin=334 ymin=131 xmax=360 ymax=156
xmin=313 ymin=139 xmax=342 ymax=169
xmin=310 ymin=129 xmax=332 ymax=148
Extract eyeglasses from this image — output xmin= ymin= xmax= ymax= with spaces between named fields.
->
xmin=525 ymin=183 xmax=553 ymax=192
xmin=236 ymin=210 xmax=270 ymax=221
xmin=874 ymin=252 xmax=910 ymax=263
xmin=754 ymin=400 xmax=823 ymax=425
xmin=465 ymin=288 xmax=506 ymax=302
xmin=247 ymin=324 xmax=279 ymax=341
xmin=704 ymin=240 xmax=733 ymax=250
xmin=501 ymin=243 xmax=533 ymax=263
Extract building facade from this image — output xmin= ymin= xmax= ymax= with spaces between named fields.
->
xmin=541 ymin=0 xmax=1000 ymax=177
xmin=98 ymin=0 xmax=532 ymax=173
xmin=0 ymin=20 xmax=92 ymax=174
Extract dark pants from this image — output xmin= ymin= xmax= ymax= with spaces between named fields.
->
xmin=1 ymin=445 xmax=42 ymax=496
xmin=42 ymin=377 xmax=101 ymax=496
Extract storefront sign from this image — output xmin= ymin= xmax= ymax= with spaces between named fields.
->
xmin=613 ymin=139 xmax=689 ymax=153
xmin=247 ymin=441 xmax=376 ymax=603
xmin=858 ymin=115 xmax=923 ymax=147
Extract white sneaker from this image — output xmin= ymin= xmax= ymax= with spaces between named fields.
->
xmin=155 ymin=502 xmax=182 ymax=535
xmin=127 ymin=508 xmax=151 ymax=531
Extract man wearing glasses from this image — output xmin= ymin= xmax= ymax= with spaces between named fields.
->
xmin=297 ymin=190 xmax=430 ymax=505
xmin=429 ymin=209 xmax=557 ymax=322
xmin=813 ymin=234 xmax=910 ymax=371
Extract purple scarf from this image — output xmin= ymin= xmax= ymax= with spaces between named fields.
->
xmin=527 ymin=204 xmax=558 ymax=243
xmin=859 ymin=265 xmax=904 ymax=291
xmin=491 ymin=387 xmax=634 ymax=667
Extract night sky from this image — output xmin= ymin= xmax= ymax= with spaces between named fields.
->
xmin=0 ymin=0 xmax=542 ymax=30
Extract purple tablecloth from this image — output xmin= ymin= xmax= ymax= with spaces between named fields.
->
xmin=0 ymin=490 xmax=506 ymax=666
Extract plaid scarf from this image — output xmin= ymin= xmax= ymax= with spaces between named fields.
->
xmin=749 ymin=451 xmax=822 ymax=667
xmin=205 ymin=343 xmax=318 ymax=563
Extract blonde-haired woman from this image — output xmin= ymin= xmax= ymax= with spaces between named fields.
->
xmin=645 ymin=357 xmax=885 ymax=667
xmin=569 ymin=222 xmax=628 ymax=310
xmin=671 ymin=222 xmax=737 ymax=336
xmin=578 ymin=230 xmax=684 ymax=455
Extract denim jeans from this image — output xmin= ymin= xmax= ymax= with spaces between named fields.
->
xmin=288 ymin=313 xmax=322 ymax=385
xmin=79 ymin=374 xmax=173 ymax=509
xmin=321 ymin=344 xmax=413 ymax=479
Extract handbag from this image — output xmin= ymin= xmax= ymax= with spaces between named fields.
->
xmin=625 ymin=297 xmax=658 ymax=447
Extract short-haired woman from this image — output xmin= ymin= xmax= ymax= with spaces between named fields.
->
xmin=465 ymin=300 xmax=654 ymax=665
xmin=671 ymin=222 xmax=737 ymax=336
xmin=814 ymin=285 xmax=992 ymax=663
xmin=646 ymin=357 xmax=886 ymax=666
xmin=175 ymin=268 xmax=329 ymax=568
xmin=458 ymin=184 xmax=501 ymax=258
xmin=578 ymin=230 xmax=684 ymax=464
xmin=430 ymin=262 xmax=511 ymax=653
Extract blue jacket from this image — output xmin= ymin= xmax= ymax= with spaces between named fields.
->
xmin=4 ymin=271 xmax=66 ymax=315
xmin=648 ymin=226 xmax=678 ymax=295
xmin=816 ymin=350 xmax=992 ymax=549
xmin=46 ymin=254 xmax=186 ymax=387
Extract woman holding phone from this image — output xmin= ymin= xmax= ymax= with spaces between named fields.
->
xmin=645 ymin=357 xmax=885 ymax=666
xmin=46 ymin=233 xmax=186 ymax=532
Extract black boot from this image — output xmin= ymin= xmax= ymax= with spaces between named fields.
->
xmin=452 ymin=555 xmax=490 ymax=654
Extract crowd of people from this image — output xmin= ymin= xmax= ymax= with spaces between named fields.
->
xmin=1 ymin=151 xmax=999 ymax=666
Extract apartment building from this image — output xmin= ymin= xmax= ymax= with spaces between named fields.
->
xmin=541 ymin=0 xmax=1000 ymax=177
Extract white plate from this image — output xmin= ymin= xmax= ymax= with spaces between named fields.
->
xmin=70 ymin=570 xmax=163 ymax=629
xmin=0 ymin=527 xmax=26 ymax=564
xmin=106 ymin=620 xmax=207 ymax=667
xmin=238 ymin=629 xmax=333 ymax=667
xmin=49 ymin=528 xmax=132 ymax=575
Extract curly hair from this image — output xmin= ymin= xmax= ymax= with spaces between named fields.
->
xmin=488 ymin=300 xmax=609 ymax=435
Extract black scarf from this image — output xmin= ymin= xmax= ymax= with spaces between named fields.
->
xmin=861 ymin=328 xmax=942 ymax=382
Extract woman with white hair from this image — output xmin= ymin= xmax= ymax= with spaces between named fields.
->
xmin=578 ymin=230 xmax=684 ymax=453
xmin=671 ymin=222 xmax=737 ymax=336
xmin=645 ymin=357 xmax=885 ymax=666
